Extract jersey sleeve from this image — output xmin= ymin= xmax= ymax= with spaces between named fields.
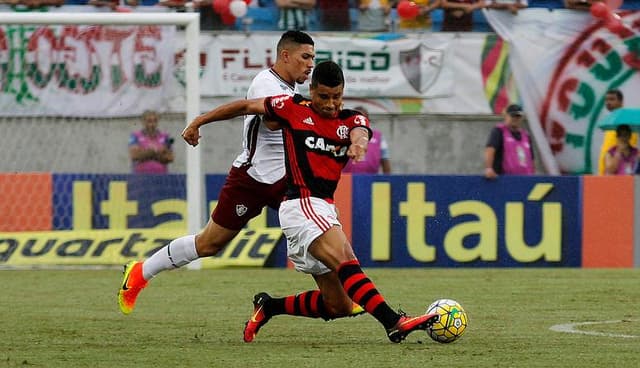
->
xmin=486 ymin=127 xmax=503 ymax=149
xmin=347 ymin=111 xmax=373 ymax=140
xmin=264 ymin=94 xmax=295 ymax=127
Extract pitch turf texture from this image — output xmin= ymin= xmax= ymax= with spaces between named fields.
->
xmin=2 ymin=268 xmax=638 ymax=368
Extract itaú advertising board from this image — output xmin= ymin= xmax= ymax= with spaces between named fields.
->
xmin=0 ymin=174 xmax=281 ymax=268
xmin=0 ymin=173 xmax=635 ymax=268
xmin=346 ymin=175 xmax=582 ymax=268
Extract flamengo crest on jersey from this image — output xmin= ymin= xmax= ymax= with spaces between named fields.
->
xmin=232 ymin=69 xmax=298 ymax=184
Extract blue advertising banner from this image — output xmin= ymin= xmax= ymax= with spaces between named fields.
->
xmin=350 ymin=175 xmax=581 ymax=267
xmin=52 ymin=174 xmax=186 ymax=230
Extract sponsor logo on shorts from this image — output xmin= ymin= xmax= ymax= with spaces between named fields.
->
xmin=236 ymin=204 xmax=248 ymax=217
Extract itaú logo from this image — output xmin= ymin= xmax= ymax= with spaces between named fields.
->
xmin=304 ymin=137 xmax=347 ymax=157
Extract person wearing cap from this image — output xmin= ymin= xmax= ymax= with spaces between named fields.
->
xmin=343 ymin=106 xmax=392 ymax=175
xmin=484 ymin=104 xmax=535 ymax=179
xmin=604 ymin=124 xmax=639 ymax=175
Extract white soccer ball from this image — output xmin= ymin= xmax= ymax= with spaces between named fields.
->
xmin=426 ymin=299 xmax=468 ymax=343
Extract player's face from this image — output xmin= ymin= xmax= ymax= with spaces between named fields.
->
xmin=605 ymin=93 xmax=622 ymax=111
xmin=285 ymin=44 xmax=315 ymax=84
xmin=310 ymin=84 xmax=344 ymax=119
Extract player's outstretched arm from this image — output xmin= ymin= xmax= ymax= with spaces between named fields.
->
xmin=347 ymin=127 xmax=369 ymax=162
xmin=182 ymin=98 xmax=267 ymax=147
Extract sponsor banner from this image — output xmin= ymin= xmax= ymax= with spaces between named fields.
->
xmin=581 ymin=176 xmax=634 ymax=268
xmin=51 ymin=174 xmax=187 ymax=230
xmin=7 ymin=172 xmax=637 ymax=268
xmin=0 ymin=24 xmax=176 ymax=117
xmin=199 ymin=33 xmax=490 ymax=104
xmin=0 ymin=173 xmax=52 ymax=232
xmin=0 ymin=228 xmax=280 ymax=267
xmin=350 ymin=175 xmax=581 ymax=267
xmin=0 ymin=173 xmax=284 ymax=267
xmin=485 ymin=9 xmax=640 ymax=174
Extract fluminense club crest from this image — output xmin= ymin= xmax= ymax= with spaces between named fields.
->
xmin=399 ymin=43 xmax=444 ymax=94
xmin=236 ymin=204 xmax=248 ymax=217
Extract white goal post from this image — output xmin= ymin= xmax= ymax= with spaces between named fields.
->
xmin=0 ymin=13 xmax=205 ymax=238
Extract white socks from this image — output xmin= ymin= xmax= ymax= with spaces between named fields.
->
xmin=142 ymin=235 xmax=198 ymax=280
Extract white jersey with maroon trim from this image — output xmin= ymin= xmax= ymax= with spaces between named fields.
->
xmin=232 ymin=68 xmax=298 ymax=184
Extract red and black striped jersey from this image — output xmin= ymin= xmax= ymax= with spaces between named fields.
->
xmin=264 ymin=94 xmax=372 ymax=201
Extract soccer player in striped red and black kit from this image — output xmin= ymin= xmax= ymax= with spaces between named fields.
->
xmin=182 ymin=61 xmax=438 ymax=343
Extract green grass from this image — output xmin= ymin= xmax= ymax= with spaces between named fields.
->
xmin=2 ymin=268 xmax=638 ymax=368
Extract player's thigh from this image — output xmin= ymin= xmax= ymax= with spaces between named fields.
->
xmin=308 ymin=226 xmax=356 ymax=271
xmin=312 ymin=271 xmax=353 ymax=315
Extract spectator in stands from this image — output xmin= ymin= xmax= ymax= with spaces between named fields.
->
xmin=604 ymin=124 xmax=639 ymax=175
xmin=487 ymin=0 xmax=528 ymax=14
xmin=343 ymin=106 xmax=392 ymax=174
xmin=129 ymin=110 xmax=175 ymax=174
xmin=357 ymin=0 xmax=392 ymax=32
xmin=564 ymin=0 xmax=602 ymax=11
xmin=598 ymin=89 xmax=638 ymax=175
xmin=88 ymin=0 xmax=137 ymax=9
xmin=317 ymin=0 xmax=351 ymax=31
xmin=441 ymin=0 xmax=487 ymax=32
xmin=275 ymin=0 xmax=316 ymax=30
xmin=484 ymin=104 xmax=535 ymax=179
xmin=398 ymin=0 xmax=442 ymax=32
xmin=10 ymin=0 xmax=64 ymax=8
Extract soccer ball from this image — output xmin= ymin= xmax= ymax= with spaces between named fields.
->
xmin=425 ymin=299 xmax=468 ymax=343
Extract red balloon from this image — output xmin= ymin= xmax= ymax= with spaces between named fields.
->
xmin=590 ymin=1 xmax=610 ymax=19
xmin=397 ymin=0 xmax=420 ymax=20
xmin=213 ymin=0 xmax=231 ymax=15
xmin=220 ymin=11 xmax=237 ymax=25
xmin=605 ymin=0 xmax=623 ymax=10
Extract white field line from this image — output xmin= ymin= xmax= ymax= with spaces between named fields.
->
xmin=549 ymin=319 xmax=638 ymax=338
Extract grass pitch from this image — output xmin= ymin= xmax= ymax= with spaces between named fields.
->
xmin=2 ymin=268 xmax=638 ymax=368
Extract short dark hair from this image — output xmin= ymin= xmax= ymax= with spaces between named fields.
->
xmin=311 ymin=61 xmax=344 ymax=88
xmin=276 ymin=30 xmax=314 ymax=54
xmin=606 ymin=89 xmax=624 ymax=102
xmin=616 ymin=124 xmax=632 ymax=137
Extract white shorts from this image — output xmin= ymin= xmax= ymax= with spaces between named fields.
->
xmin=279 ymin=197 xmax=341 ymax=275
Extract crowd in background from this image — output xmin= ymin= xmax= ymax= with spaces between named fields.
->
xmin=2 ymin=0 xmax=639 ymax=32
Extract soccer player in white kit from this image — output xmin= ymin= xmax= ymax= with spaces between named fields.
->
xmin=118 ymin=31 xmax=317 ymax=315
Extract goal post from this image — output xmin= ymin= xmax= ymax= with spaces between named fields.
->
xmin=0 ymin=13 xmax=205 ymax=238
